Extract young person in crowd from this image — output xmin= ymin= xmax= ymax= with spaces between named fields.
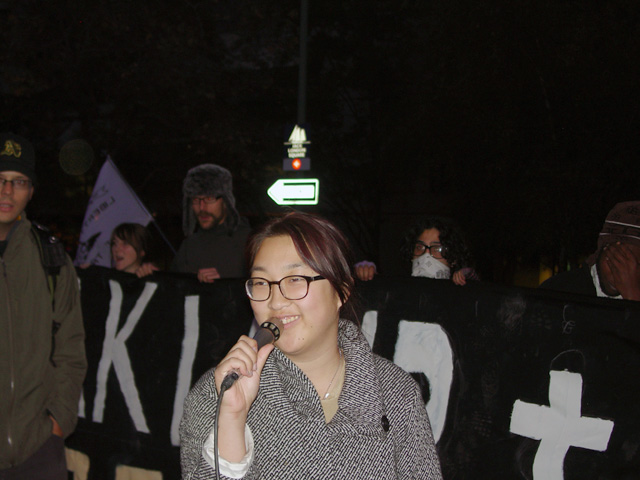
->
xmin=356 ymin=216 xmax=479 ymax=285
xmin=110 ymin=222 xmax=159 ymax=277
xmin=180 ymin=211 xmax=442 ymax=479
xmin=0 ymin=132 xmax=86 ymax=479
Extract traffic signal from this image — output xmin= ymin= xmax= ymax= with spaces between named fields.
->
xmin=283 ymin=157 xmax=311 ymax=171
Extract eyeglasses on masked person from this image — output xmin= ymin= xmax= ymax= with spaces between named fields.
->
xmin=413 ymin=241 xmax=446 ymax=259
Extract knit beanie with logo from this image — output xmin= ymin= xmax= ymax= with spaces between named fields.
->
xmin=0 ymin=132 xmax=36 ymax=182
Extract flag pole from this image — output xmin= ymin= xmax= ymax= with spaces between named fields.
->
xmin=106 ymin=157 xmax=176 ymax=255
xmin=149 ymin=218 xmax=176 ymax=255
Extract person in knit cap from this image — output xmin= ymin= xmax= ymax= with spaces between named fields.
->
xmin=170 ymin=164 xmax=252 ymax=282
xmin=0 ymin=133 xmax=86 ymax=478
xmin=540 ymin=201 xmax=640 ymax=300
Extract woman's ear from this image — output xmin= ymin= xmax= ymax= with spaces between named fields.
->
xmin=337 ymin=283 xmax=352 ymax=309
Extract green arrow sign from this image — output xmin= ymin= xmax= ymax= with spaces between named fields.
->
xmin=267 ymin=178 xmax=319 ymax=205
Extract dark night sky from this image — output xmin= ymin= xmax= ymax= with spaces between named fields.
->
xmin=1 ymin=0 xmax=639 ymax=284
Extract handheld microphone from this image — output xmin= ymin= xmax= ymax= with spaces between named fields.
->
xmin=252 ymin=319 xmax=282 ymax=350
xmin=220 ymin=319 xmax=282 ymax=390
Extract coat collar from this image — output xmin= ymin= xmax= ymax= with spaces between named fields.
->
xmin=258 ymin=320 xmax=387 ymax=437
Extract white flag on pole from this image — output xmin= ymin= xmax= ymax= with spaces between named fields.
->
xmin=74 ymin=157 xmax=154 ymax=267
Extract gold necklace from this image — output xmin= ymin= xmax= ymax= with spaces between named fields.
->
xmin=322 ymin=348 xmax=343 ymax=400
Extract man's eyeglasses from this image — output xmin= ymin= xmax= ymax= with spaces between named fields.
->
xmin=0 ymin=177 xmax=31 ymax=190
xmin=413 ymin=242 xmax=446 ymax=259
xmin=191 ymin=196 xmax=219 ymax=205
xmin=245 ymin=275 xmax=326 ymax=301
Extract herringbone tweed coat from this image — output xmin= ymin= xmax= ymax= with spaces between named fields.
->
xmin=180 ymin=320 xmax=443 ymax=479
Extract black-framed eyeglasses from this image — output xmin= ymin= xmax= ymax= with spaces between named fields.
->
xmin=191 ymin=196 xmax=219 ymax=205
xmin=413 ymin=242 xmax=446 ymax=259
xmin=0 ymin=177 xmax=31 ymax=190
xmin=245 ymin=275 xmax=326 ymax=301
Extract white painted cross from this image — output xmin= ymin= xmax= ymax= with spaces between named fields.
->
xmin=510 ymin=370 xmax=614 ymax=480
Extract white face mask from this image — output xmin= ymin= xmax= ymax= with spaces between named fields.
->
xmin=412 ymin=254 xmax=451 ymax=279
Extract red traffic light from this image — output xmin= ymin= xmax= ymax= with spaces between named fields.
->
xmin=283 ymin=158 xmax=311 ymax=171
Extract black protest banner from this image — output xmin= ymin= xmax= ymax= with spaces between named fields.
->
xmin=72 ymin=267 xmax=253 ymax=478
xmin=68 ymin=268 xmax=640 ymax=479
xmin=356 ymin=277 xmax=640 ymax=479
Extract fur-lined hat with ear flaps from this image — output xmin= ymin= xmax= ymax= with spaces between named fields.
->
xmin=182 ymin=164 xmax=240 ymax=235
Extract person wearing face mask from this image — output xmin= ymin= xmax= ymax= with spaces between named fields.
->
xmin=407 ymin=216 xmax=479 ymax=284
xmin=355 ymin=216 xmax=479 ymax=285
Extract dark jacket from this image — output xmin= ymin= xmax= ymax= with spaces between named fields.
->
xmin=171 ymin=217 xmax=251 ymax=277
xmin=0 ymin=217 xmax=87 ymax=468
xmin=180 ymin=320 xmax=443 ymax=479
xmin=539 ymin=264 xmax=597 ymax=296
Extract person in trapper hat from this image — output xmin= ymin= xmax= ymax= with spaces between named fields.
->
xmin=0 ymin=132 xmax=86 ymax=478
xmin=540 ymin=201 xmax=640 ymax=300
xmin=170 ymin=164 xmax=252 ymax=282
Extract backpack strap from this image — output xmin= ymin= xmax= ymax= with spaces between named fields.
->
xmin=31 ymin=222 xmax=67 ymax=366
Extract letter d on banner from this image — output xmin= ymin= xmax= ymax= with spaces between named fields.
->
xmin=394 ymin=320 xmax=454 ymax=442
xmin=362 ymin=313 xmax=454 ymax=442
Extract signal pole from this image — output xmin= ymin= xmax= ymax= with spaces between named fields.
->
xmin=298 ymin=0 xmax=308 ymax=125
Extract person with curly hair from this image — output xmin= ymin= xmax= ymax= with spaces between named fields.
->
xmin=355 ymin=216 xmax=479 ymax=286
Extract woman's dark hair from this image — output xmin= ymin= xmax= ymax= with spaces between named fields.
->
xmin=403 ymin=216 xmax=474 ymax=272
xmin=110 ymin=223 xmax=151 ymax=263
xmin=246 ymin=211 xmax=358 ymax=321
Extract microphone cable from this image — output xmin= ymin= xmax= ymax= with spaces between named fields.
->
xmin=214 ymin=372 xmax=239 ymax=480
xmin=212 ymin=320 xmax=281 ymax=480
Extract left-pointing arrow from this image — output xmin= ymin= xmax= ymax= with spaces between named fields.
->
xmin=267 ymin=178 xmax=319 ymax=205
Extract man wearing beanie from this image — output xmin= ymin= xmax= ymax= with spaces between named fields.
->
xmin=170 ymin=164 xmax=252 ymax=281
xmin=540 ymin=201 xmax=640 ymax=301
xmin=0 ymin=133 xmax=86 ymax=479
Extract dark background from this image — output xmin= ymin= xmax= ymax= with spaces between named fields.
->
xmin=2 ymin=0 xmax=639 ymax=285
